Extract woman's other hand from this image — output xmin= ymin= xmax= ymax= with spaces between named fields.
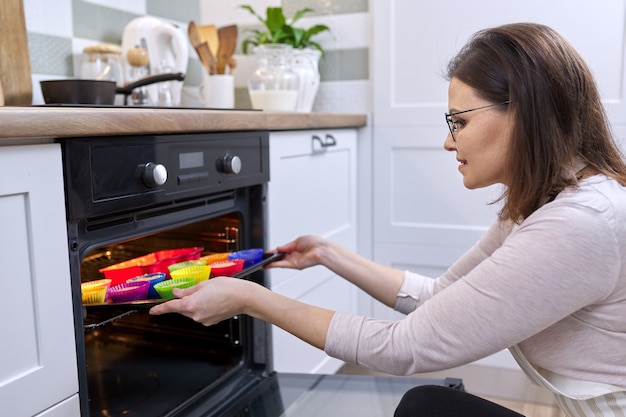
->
xmin=270 ymin=235 xmax=328 ymax=270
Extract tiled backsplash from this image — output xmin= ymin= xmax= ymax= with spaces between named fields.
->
xmin=23 ymin=0 xmax=369 ymax=113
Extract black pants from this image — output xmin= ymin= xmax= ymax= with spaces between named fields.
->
xmin=394 ymin=385 xmax=525 ymax=417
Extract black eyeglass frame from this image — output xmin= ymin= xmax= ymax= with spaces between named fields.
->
xmin=445 ymin=101 xmax=510 ymax=141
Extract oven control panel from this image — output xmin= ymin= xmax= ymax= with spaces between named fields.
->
xmin=60 ymin=131 xmax=269 ymax=220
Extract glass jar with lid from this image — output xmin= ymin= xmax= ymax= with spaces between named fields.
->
xmin=79 ymin=44 xmax=124 ymax=85
xmin=247 ymin=44 xmax=299 ymax=111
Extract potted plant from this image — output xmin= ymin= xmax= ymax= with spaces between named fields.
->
xmin=239 ymin=5 xmax=331 ymax=112
xmin=239 ymin=5 xmax=330 ymax=55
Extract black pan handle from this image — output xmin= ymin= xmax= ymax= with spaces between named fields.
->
xmin=115 ymin=72 xmax=185 ymax=96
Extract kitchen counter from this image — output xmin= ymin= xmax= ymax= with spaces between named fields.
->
xmin=0 ymin=107 xmax=367 ymax=143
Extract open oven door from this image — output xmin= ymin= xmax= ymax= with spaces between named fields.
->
xmin=187 ymin=372 xmax=464 ymax=417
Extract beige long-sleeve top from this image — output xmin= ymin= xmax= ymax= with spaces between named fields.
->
xmin=325 ymin=175 xmax=626 ymax=388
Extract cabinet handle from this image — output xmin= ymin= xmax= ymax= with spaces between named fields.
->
xmin=311 ymin=134 xmax=337 ymax=152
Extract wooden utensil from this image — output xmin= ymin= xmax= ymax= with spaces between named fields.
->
xmin=228 ymin=57 xmax=238 ymax=75
xmin=188 ymin=21 xmax=216 ymax=75
xmin=216 ymin=25 xmax=238 ymax=75
xmin=197 ymin=42 xmax=216 ymax=75
xmin=0 ymin=80 xmax=5 ymax=106
xmin=0 ymin=0 xmax=32 ymax=105
xmin=198 ymin=24 xmax=220 ymax=58
xmin=187 ymin=21 xmax=207 ymax=67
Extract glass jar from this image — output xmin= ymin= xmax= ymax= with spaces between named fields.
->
xmin=292 ymin=48 xmax=321 ymax=112
xmin=248 ymin=44 xmax=299 ymax=111
xmin=125 ymin=47 xmax=150 ymax=106
xmin=79 ymin=47 xmax=123 ymax=85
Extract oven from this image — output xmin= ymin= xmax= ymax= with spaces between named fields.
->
xmin=62 ymin=130 xmax=277 ymax=416
xmin=59 ymin=129 xmax=462 ymax=417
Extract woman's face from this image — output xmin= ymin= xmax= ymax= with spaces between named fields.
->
xmin=444 ymin=78 xmax=512 ymax=189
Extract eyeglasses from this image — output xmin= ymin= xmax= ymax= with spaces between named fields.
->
xmin=445 ymin=101 xmax=510 ymax=141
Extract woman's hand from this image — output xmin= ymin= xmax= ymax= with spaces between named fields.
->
xmin=269 ymin=235 xmax=329 ymax=270
xmin=273 ymin=235 xmax=405 ymax=308
xmin=149 ymin=277 xmax=254 ymax=326
xmin=149 ymin=275 xmax=335 ymax=350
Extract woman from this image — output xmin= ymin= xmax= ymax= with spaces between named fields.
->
xmin=151 ymin=23 xmax=626 ymax=416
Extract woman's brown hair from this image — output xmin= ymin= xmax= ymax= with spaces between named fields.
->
xmin=447 ymin=23 xmax=626 ymax=222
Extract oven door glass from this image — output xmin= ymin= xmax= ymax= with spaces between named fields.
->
xmin=79 ymin=214 xmax=268 ymax=417
xmin=193 ymin=373 xmax=461 ymax=417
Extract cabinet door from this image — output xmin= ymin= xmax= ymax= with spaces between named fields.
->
xmin=35 ymin=395 xmax=80 ymax=417
xmin=372 ymin=0 xmax=626 ymax=268
xmin=268 ymin=129 xmax=358 ymax=373
xmin=373 ymin=0 xmax=626 ymax=127
xmin=371 ymin=0 xmax=626 ymax=370
xmin=0 ymin=145 xmax=79 ymax=417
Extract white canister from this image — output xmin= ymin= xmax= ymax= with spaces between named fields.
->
xmin=199 ymin=73 xmax=234 ymax=109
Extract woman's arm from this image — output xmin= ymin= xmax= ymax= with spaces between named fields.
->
xmin=149 ymin=276 xmax=335 ymax=349
xmin=150 ymin=235 xmax=405 ymax=348
xmin=271 ymin=235 xmax=405 ymax=308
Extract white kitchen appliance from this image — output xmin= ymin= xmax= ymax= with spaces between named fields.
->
xmin=121 ymin=16 xmax=188 ymax=106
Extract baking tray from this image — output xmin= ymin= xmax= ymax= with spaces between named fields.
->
xmin=84 ymin=252 xmax=284 ymax=312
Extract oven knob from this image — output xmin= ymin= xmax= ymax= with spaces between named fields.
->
xmin=218 ymin=154 xmax=242 ymax=174
xmin=143 ymin=162 xmax=168 ymax=187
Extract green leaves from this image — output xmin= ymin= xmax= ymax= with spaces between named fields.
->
xmin=239 ymin=5 xmax=330 ymax=55
xmin=266 ymin=7 xmax=287 ymax=33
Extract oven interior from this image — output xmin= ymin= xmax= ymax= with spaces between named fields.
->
xmin=79 ymin=214 xmax=270 ymax=417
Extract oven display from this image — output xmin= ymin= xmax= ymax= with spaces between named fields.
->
xmin=179 ymin=151 xmax=204 ymax=169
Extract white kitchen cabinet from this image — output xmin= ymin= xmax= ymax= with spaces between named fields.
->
xmin=0 ymin=144 xmax=79 ymax=417
xmin=371 ymin=0 xmax=626 ymax=371
xmin=36 ymin=395 xmax=80 ymax=417
xmin=267 ymin=129 xmax=358 ymax=374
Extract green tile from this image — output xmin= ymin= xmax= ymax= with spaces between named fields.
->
xmin=147 ymin=0 xmax=200 ymax=23
xmin=234 ymin=42 xmax=369 ymax=82
xmin=319 ymin=48 xmax=369 ymax=81
xmin=28 ymin=33 xmax=73 ymax=76
xmin=72 ymin=0 xmax=138 ymax=45
xmin=235 ymin=87 xmax=252 ymax=109
xmin=283 ymin=0 xmax=368 ymax=16
xmin=185 ymin=59 xmax=203 ymax=86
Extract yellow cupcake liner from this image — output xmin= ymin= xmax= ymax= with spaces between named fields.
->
xmin=170 ymin=265 xmax=212 ymax=283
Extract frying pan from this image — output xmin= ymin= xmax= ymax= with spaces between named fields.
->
xmin=40 ymin=72 xmax=185 ymax=105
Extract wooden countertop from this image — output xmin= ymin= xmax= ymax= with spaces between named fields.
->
xmin=0 ymin=107 xmax=367 ymax=141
